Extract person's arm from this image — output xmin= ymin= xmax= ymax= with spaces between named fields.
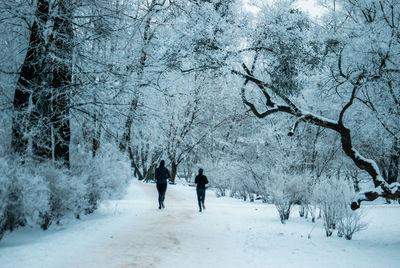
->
xmin=195 ymin=175 xmax=198 ymax=184
xmin=166 ymin=168 xmax=170 ymax=179
xmin=155 ymin=168 xmax=159 ymax=181
xmin=205 ymin=176 xmax=208 ymax=184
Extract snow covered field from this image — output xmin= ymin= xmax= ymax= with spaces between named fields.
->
xmin=1 ymin=180 xmax=399 ymax=268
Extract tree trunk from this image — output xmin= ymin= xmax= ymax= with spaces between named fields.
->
xmin=118 ymin=9 xmax=151 ymax=171
xmin=170 ymin=160 xmax=177 ymax=184
xmin=12 ymin=0 xmax=72 ymax=167
xmin=128 ymin=146 xmax=144 ymax=180
xmin=388 ymin=137 xmax=399 ymax=184
xmin=144 ymin=150 xmax=163 ymax=182
xmin=119 ymin=99 xmax=138 ymax=152
xmin=299 ymin=205 xmax=305 ymax=217
xmin=50 ymin=0 xmax=73 ymax=166
xmin=92 ymin=113 xmax=102 ymax=157
xmin=12 ymin=0 xmax=49 ymax=154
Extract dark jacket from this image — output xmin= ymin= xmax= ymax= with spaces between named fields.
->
xmin=155 ymin=167 xmax=170 ymax=184
xmin=195 ymin=174 xmax=208 ymax=189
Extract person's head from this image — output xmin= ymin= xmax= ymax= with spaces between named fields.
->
xmin=159 ymin=160 xmax=165 ymax=168
xmin=198 ymin=168 xmax=203 ymax=175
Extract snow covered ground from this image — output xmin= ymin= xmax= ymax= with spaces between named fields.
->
xmin=1 ymin=180 xmax=399 ymax=268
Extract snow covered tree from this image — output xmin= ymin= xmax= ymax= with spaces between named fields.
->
xmin=11 ymin=0 xmax=73 ymax=166
xmin=235 ymin=0 xmax=400 ymax=209
xmin=118 ymin=0 xmax=171 ymax=172
xmin=0 ymin=0 xmax=133 ymax=238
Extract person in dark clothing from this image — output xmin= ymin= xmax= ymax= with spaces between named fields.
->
xmin=195 ymin=168 xmax=208 ymax=212
xmin=155 ymin=160 xmax=170 ymax=209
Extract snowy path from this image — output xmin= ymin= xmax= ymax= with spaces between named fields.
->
xmin=1 ymin=180 xmax=400 ymax=268
xmin=74 ymin=181 xmax=263 ymax=268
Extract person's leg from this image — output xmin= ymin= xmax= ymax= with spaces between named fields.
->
xmin=160 ymin=183 xmax=167 ymax=208
xmin=202 ymin=189 xmax=206 ymax=209
xmin=196 ymin=188 xmax=202 ymax=212
xmin=156 ymin=183 xmax=162 ymax=209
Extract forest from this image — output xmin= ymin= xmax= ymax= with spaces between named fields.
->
xmin=0 ymin=0 xmax=399 ymax=241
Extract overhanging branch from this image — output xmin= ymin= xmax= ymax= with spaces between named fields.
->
xmin=233 ymin=69 xmax=400 ymax=210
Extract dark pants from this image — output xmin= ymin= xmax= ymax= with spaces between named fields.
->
xmin=197 ymin=188 xmax=206 ymax=211
xmin=156 ymin=183 xmax=167 ymax=208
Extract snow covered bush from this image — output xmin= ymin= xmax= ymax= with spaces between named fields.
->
xmin=297 ymin=175 xmax=320 ymax=222
xmin=83 ymin=144 xmax=131 ymax=212
xmin=39 ymin=164 xmax=87 ymax=229
xmin=0 ymin=161 xmax=26 ymax=240
xmin=214 ymin=179 xmax=229 ymax=197
xmin=314 ymin=176 xmax=365 ymax=238
xmin=230 ymin=174 xmax=258 ymax=202
xmin=0 ymin=158 xmax=85 ymax=232
xmin=20 ymin=168 xmax=53 ymax=228
xmin=0 ymin=144 xmax=131 ymax=240
xmin=314 ymin=177 xmax=342 ymax=236
xmin=337 ymin=207 xmax=367 ymax=240
xmin=266 ymin=169 xmax=303 ymax=223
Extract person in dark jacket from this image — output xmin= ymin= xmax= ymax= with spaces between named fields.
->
xmin=195 ymin=168 xmax=208 ymax=212
xmin=155 ymin=160 xmax=170 ymax=209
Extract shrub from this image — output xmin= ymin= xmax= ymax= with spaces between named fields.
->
xmin=0 ymin=144 xmax=131 ymax=240
xmin=337 ymin=205 xmax=367 ymax=240
xmin=267 ymin=170 xmax=303 ymax=224
xmin=0 ymin=157 xmax=26 ymax=239
xmin=314 ymin=176 xmax=366 ymax=239
xmin=314 ymin=177 xmax=344 ymax=236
